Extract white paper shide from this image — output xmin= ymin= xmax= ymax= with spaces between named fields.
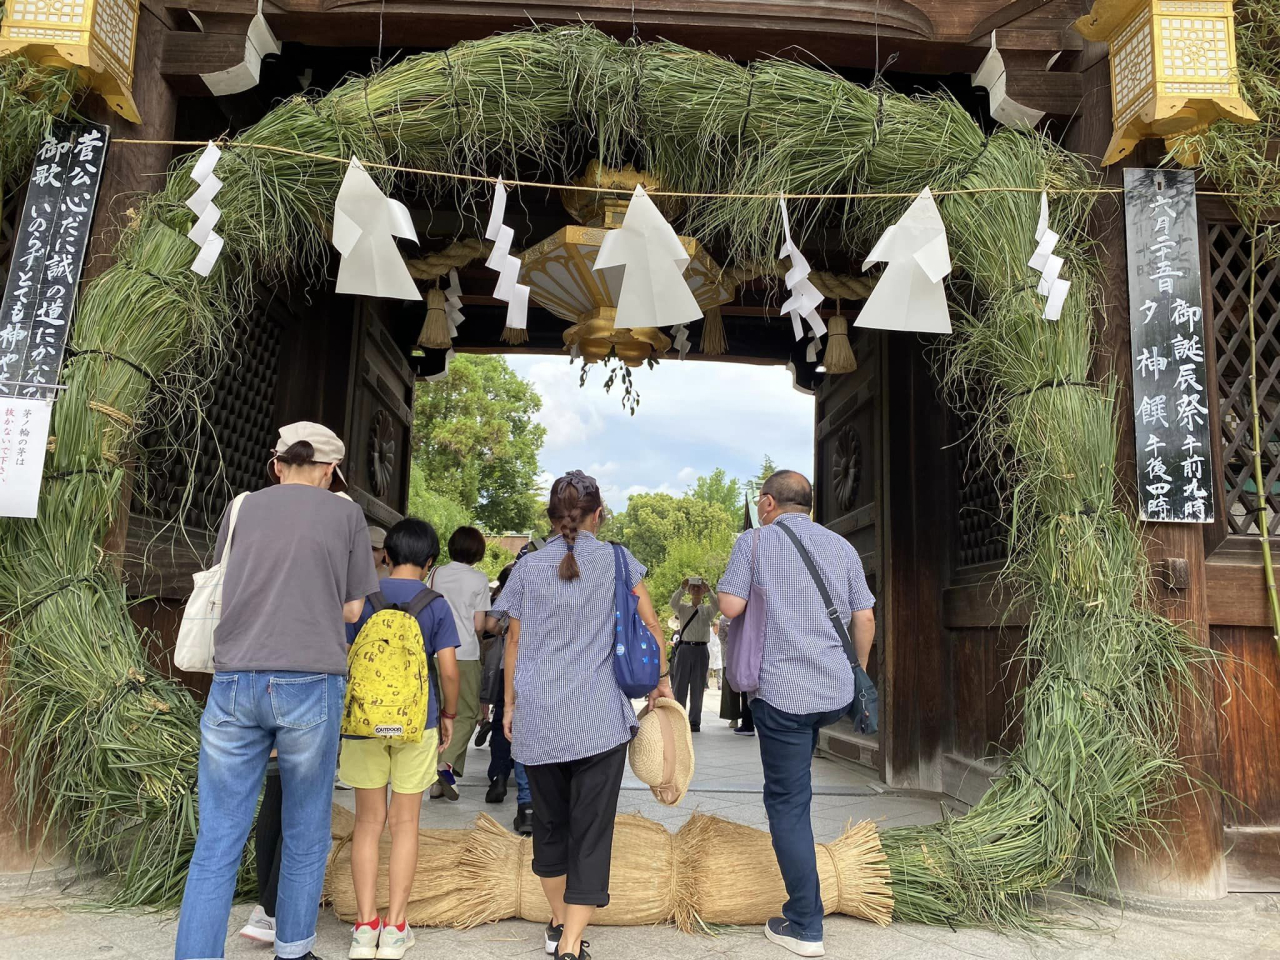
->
xmin=1029 ymin=190 xmax=1071 ymax=321
xmin=856 ymin=187 xmax=953 ymax=334
xmin=0 ymin=398 xmax=53 ymax=519
xmin=332 ymin=157 xmax=422 ymax=301
xmin=185 ymin=142 xmax=225 ymax=277
xmin=484 ymin=180 xmax=531 ymax=331
xmin=594 ymin=186 xmax=701 ymax=329
xmin=444 ymin=268 xmax=465 ymax=336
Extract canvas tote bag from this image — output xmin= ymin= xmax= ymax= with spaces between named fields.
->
xmin=174 ymin=492 xmax=249 ymax=673
xmin=724 ymin=528 xmax=768 ymax=695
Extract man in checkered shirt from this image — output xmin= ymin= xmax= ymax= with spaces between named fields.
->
xmin=718 ymin=470 xmax=875 ymax=959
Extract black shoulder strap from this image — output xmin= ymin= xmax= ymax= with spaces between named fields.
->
xmin=777 ymin=522 xmax=857 ymax=667
xmin=680 ymin=607 xmax=699 ymax=636
xmin=402 ymin=587 xmax=440 ymax=618
xmin=367 ymin=591 xmax=389 ymax=614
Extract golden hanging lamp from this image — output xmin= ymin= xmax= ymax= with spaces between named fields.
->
xmin=0 ymin=0 xmax=142 ymax=122
xmin=520 ymin=162 xmax=735 ymax=368
xmin=1074 ymin=0 xmax=1257 ymax=165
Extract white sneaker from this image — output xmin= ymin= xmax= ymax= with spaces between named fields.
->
xmin=376 ymin=922 xmax=415 ymax=959
xmin=238 ymin=905 xmax=275 ymax=945
xmin=349 ymin=920 xmax=382 ymax=959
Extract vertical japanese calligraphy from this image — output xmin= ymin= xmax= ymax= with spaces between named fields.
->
xmin=0 ymin=121 xmax=109 ymax=402
xmin=1123 ymin=168 xmax=1214 ymax=523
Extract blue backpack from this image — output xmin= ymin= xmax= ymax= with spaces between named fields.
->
xmin=611 ymin=543 xmax=660 ymax=698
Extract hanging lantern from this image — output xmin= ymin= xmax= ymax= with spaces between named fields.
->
xmin=1074 ymin=0 xmax=1257 ymax=165
xmin=0 ymin=0 xmax=141 ymax=122
xmin=520 ymin=163 xmax=735 ymax=368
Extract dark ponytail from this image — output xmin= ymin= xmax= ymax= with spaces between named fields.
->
xmin=547 ymin=471 xmax=603 ymax=581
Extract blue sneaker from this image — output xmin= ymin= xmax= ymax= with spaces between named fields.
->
xmin=764 ymin=918 xmax=824 ymax=958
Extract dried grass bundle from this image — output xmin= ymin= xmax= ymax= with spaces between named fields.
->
xmin=324 ymin=826 xmax=475 ymax=925
xmin=673 ymin=814 xmax=891 ymax=932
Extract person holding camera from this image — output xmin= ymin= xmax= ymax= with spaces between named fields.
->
xmin=669 ymin=577 xmax=720 ymax=732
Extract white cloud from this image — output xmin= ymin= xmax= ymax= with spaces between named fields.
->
xmin=676 ymin=466 xmax=698 ymax=485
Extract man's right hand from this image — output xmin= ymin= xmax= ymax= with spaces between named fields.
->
xmin=503 ymin=703 xmax=515 ymax=741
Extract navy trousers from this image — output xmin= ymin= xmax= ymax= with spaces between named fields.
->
xmin=751 ymin=697 xmax=851 ymax=942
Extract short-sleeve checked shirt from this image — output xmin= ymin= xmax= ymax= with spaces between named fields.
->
xmin=491 ymin=531 xmax=646 ymax=766
xmin=719 ymin=513 xmax=874 ymax=715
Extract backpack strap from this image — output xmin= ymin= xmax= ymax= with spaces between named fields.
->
xmin=367 ymin=591 xmax=389 ymax=615
xmin=403 ymin=586 xmax=441 ymax=619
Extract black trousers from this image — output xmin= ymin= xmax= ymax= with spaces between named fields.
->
xmin=255 ymin=765 xmax=283 ymax=918
xmin=719 ymin=683 xmax=754 ymax=732
xmin=671 ymin=644 xmax=710 ymax=728
xmin=524 ymin=742 xmax=628 ymax=907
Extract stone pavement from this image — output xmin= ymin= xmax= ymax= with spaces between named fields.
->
xmin=4 ymin=700 xmax=1280 ymax=959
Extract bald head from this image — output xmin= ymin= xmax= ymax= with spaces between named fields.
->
xmin=761 ymin=470 xmax=813 ymax=513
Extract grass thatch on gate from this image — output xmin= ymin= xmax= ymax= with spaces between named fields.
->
xmin=674 ymin=814 xmax=893 ymax=931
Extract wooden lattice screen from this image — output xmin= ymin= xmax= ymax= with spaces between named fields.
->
xmin=133 ymin=305 xmax=282 ymax=530
xmin=0 ymin=186 xmax=22 ymax=290
xmin=954 ymin=407 xmax=1010 ymax=569
xmin=1207 ymin=222 xmax=1280 ymax=536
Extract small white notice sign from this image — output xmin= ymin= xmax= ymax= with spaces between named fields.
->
xmin=0 ymin=398 xmax=53 ymax=518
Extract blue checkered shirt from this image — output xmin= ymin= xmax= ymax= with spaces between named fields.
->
xmin=492 ymin=531 xmax=646 ymax=765
xmin=720 ymin=513 xmax=874 ymax=715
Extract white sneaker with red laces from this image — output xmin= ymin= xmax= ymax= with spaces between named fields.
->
xmin=238 ymin=904 xmax=275 ymax=945
xmin=349 ymin=918 xmax=381 ymax=960
xmin=376 ymin=921 xmax=415 ymax=959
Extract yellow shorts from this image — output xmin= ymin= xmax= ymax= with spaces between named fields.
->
xmin=339 ymin=729 xmax=440 ymax=794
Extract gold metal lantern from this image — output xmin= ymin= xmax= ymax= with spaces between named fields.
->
xmin=1075 ymin=0 xmax=1257 ymax=165
xmin=520 ymin=163 xmax=735 ymax=367
xmin=0 ymin=0 xmax=141 ymax=123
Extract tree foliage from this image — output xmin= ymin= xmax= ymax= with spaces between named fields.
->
xmin=412 ymin=354 xmax=546 ymax=532
xmin=407 ymin=465 xmax=473 ymax=563
xmin=689 ymin=467 xmax=744 ymax=517
xmin=610 ymin=491 xmax=736 ymax=571
xmin=755 ymin=455 xmax=778 ymax=485
xmin=648 ymin=529 xmax=739 ymax=622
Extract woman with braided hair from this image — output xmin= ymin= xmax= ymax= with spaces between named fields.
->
xmin=493 ymin=471 xmax=673 ymax=960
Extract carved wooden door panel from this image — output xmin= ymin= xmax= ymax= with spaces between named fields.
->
xmin=813 ymin=332 xmax=883 ymax=769
xmin=344 ymin=303 xmax=414 ymax=528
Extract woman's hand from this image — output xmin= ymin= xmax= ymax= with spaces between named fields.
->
xmin=439 ymin=717 xmax=454 ymax=751
xmin=649 ymin=678 xmax=674 ymax=711
xmin=503 ymin=702 xmax=515 ymax=741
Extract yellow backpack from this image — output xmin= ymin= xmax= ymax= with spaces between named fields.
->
xmin=342 ymin=589 xmax=436 ymax=742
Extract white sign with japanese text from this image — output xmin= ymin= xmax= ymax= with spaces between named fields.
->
xmin=0 ymin=398 xmax=53 ymax=518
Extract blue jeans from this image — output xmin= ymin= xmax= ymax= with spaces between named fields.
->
xmin=752 ymin=697 xmax=851 ymax=942
xmin=175 ymin=671 xmax=345 ymax=960
xmin=489 ymin=701 xmax=532 ymax=805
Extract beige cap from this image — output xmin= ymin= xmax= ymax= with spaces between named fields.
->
xmin=367 ymin=525 xmax=387 ymax=549
xmin=274 ymin=421 xmax=347 ymax=490
xmin=629 ymin=697 xmax=695 ymax=806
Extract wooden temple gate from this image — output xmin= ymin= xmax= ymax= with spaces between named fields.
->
xmin=0 ymin=0 xmax=1277 ymax=901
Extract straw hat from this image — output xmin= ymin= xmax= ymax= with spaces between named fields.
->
xmin=629 ymin=698 xmax=695 ymax=806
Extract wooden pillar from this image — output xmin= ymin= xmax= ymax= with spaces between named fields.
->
xmin=1066 ymin=57 xmax=1226 ymax=900
xmin=0 ymin=7 xmax=178 ymax=875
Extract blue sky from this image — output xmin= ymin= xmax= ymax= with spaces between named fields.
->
xmin=505 ymin=355 xmax=815 ymax=512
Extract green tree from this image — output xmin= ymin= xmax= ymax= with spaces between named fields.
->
xmin=413 ymin=354 xmax=546 ymax=532
xmin=689 ymin=468 xmax=743 ymax=516
xmin=611 ymin=492 xmax=736 ymax=571
xmin=755 ymin=455 xmax=777 ymax=485
xmin=478 ymin=541 xmax=516 ymax=580
xmin=648 ymin=529 xmax=738 ymax=623
xmin=407 ymin=465 xmax=472 ymax=562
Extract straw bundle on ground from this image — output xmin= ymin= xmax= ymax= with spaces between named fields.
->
xmin=331 ymin=803 xmax=356 ymax=840
xmin=452 ymin=813 xmax=678 ymax=927
xmin=325 ymin=826 xmax=474 ymax=925
xmin=674 ymin=814 xmax=892 ymax=931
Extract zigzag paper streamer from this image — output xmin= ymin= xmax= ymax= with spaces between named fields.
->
xmin=484 ymin=180 xmax=530 ymax=331
xmin=778 ymin=197 xmax=828 ymax=345
xmin=186 ymin=142 xmax=224 ymax=277
xmin=444 ymin=268 xmax=465 ymax=336
xmin=1029 ymin=190 xmax=1070 ymax=321
xmin=672 ymin=323 xmax=691 ymax=359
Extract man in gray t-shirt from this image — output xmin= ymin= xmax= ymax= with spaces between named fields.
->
xmin=214 ymin=483 xmax=379 ymax=674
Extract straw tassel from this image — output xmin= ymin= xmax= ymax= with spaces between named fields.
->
xmin=418 ymin=286 xmax=453 ymax=350
xmin=501 ymin=324 xmax=529 ymax=345
xmin=700 ymin=306 xmax=728 ymax=355
xmin=822 ymin=314 xmax=857 ymax=374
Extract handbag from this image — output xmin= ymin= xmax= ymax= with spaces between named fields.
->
xmin=776 ymin=523 xmax=879 ymax=735
xmin=724 ymin=529 xmax=768 ymax=695
xmin=611 ymin=543 xmax=661 ymax=698
xmin=174 ymin=492 xmax=249 ymax=674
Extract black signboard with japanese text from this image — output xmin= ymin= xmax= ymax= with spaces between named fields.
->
xmin=1123 ymin=167 xmax=1214 ymax=524
xmin=0 ymin=122 xmax=109 ymax=401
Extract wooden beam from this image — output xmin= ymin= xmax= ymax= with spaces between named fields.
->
xmin=1207 ymin=560 xmax=1274 ymax=627
xmin=1004 ymin=68 xmax=1084 ymax=115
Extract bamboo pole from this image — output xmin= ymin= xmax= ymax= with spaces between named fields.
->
xmin=1246 ymin=241 xmax=1280 ymax=649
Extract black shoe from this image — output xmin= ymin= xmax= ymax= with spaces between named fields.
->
xmin=514 ymin=803 xmax=534 ymax=835
xmin=690 ymin=725 xmax=701 ymax=733
xmin=276 ymin=954 xmax=323 ymax=960
xmin=486 ymin=776 xmax=508 ymax=804
xmin=475 ymin=717 xmax=493 ymax=747
xmin=543 ymin=920 xmax=565 ymax=954
xmin=556 ymin=941 xmax=590 ymax=960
